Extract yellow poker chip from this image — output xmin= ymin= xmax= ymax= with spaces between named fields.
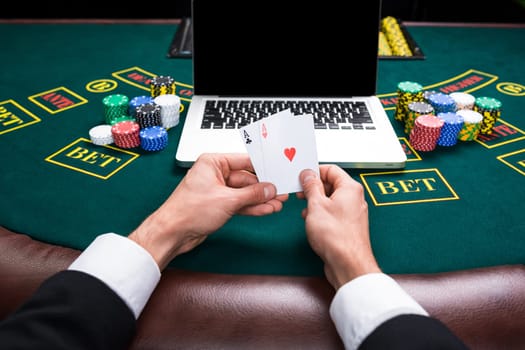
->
xmin=381 ymin=16 xmax=412 ymax=56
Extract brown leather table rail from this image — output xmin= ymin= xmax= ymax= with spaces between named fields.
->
xmin=1 ymin=225 xmax=524 ymax=349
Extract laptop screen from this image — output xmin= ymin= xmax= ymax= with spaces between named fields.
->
xmin=191 ymin=0 xmax=382 ymax=97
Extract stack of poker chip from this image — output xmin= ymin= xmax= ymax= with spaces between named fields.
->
xmin=135 ymin=102 xmax=162 ymax=129
xmin=474 ymin=96 xmax=502 ymax=135
xmin=436 ymin=112 xmax=464 ymax=147
xmin=394 ymin=81 xmax=423 ymax=122
xmin=150 ymin=75 xmax=176 ymax=97
xmin=381 ymin=16 xmax=412 ymax=57
xmin=153 ymin=93 xmax=181 ymax=129
xmin=404 ymin=101 xmax=434 ymax=134
xmin=140 ymin=126 xmax=169 ymax=151
xmin=456 ymin=109 xmax=483 ymax=141
xmin=449 ymin=92 xmax=475 ymax=110
xmin=89 ymin=124 xmax=114 ymax=145
xmin=129 ymin=95 xmax=154 ymax=117
xmin=102 ymin=94 xmax=129 ymax=125
xmin=427 ymin=92 xmax=456 ymax=114
xmin=409 ymin=114 xmax=444 ymax=152
xmin=111 ymin=121 xmax=141 ymax=149
xmin=378 ymin=31 xmax=392 ymax=56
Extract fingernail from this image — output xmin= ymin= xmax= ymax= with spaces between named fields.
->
xmin=264 ymin=185 xmax=275 ymax=200
xmin=301 ymin=169 xmax=317 ymax=183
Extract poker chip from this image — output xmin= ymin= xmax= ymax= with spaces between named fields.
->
xmin=150 ymin=75 xmax=176 ymax=97
xmin=409 ymin=114 xmax=444 ymax=151
xmin=110 ymin=115 xmax=135 ymax=125
xmin=381 ymin=17 xmax=412 ymax=57
xmin=135 ymin=102 xmax=162 ymax=129
xmin=394 ymin=81 xmax=423 ymax=122
xmin=111 ymin=121 xmax=141 ymax=149
xmin=102 ymin=94 xmax=129 ymax=125
xmin=427 ymin=92 xmax=456 ymax=114
xmin=378 ymin=31 xmax=392 ymax=56
xmin=129 ymin=95 xmax=154 ymax=117
xmin=89 ymin=124 xmax=114 ymax=145
xmin=474 ymin=96 xmax=502 ymax=135
xmin=456 ymin=109 xmax=483 ymax=141
xmin=405 ymin=101 xmax=434 ymax=134
xmin=390 ymin=83 xmax=501 ymax=150
xmin=423 ymin=90 xmax=438 ymax=102
xmin=436 ymin=112 xmax=464 ymax=147
xmin=153 ymin=93 xmax=181 ymax=129
xmin=449 ymin=92 xmax=475 ymax=110
xmin=140 ymin=126 xmax=169 ymax=151
xmin=91 ymin=78 xmax=181 ymax=152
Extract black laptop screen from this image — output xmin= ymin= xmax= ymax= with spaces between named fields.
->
xmin=191 ymin=0 xmax=382 ymax=97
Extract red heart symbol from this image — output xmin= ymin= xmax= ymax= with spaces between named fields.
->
xmin=284 ymin=147 xmax=296 ymax=162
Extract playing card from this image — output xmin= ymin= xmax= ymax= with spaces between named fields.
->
xmin=259 ymin=111 xmax=319 ymax=194
xmin=258 ymin=109 xmax=292 ymax=141
xmin=239 ymin=121 xmax=265 ymax=179
xmin=240 ymin=110 xmax=296 ymax=180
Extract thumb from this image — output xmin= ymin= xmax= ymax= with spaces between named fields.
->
xmin=300 ymin=169 xmax=325 ymax=200
xmin=232 ymin=182 xmax=277 ymax=209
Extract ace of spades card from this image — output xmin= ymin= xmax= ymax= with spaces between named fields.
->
xmin=241 ymin=109 xmax=319 ymax=195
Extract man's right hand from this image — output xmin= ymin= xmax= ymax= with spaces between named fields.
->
xmin=298 ymin=165 xmax=381 ymax=290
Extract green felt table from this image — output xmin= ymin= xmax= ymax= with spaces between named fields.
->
xmin=1 ymin=20 xmax=524 ymax=277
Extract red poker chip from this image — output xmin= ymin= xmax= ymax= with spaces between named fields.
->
xmin=112 ymin=121 xmax=140 ymax=134
xmin=415 ymin=114 xmax=444 ymax=128
xmin=112 ymin=121 xmax=140 ymax=148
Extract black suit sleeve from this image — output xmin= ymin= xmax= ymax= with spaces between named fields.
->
xmin=359 ymin=314 xmax=470 ymax=350
xmin=0 ymin=270 xmax=136 ymax=350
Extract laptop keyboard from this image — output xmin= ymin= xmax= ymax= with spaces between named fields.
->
xmin=200 ymin=100 xmax=375 ymax=130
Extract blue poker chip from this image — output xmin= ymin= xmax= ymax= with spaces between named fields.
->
xmin=428 ymin=93 xmax=456 ymax=114
xmin=129 ymin=95 xmax=154 ymax=117
xmin=139 ymin=126 xmax=168 ymax=151
xmin=437 ymin=112 xmax=464 ymax=146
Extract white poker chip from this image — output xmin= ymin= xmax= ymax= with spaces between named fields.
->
xmin=456 ymin=109 xmax=483 ymax=124
xmin=154 ymin=94 xmax=181 ymax=109
xmin=162 ymin=115 xmax=180 ymax=129
xmin=449 ymin=92 xmax=475 ymax=110
xmin=89 ymin=124 xmax=114 ymax=145
xmin=154 ymin=94 xmax=181 ymax=129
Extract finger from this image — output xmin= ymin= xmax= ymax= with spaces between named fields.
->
xmin=238 ymin=198 xmax=285 ymax=216
xmin=222 ymin=153 xmax=255 ymax=173
xmin=231 ymin=182 xmax=277 ymax=211
xmin=227 ymin=170 xmax=259 ymax=188
xmin=299 ymin=168 xmax=326 ymax=200
xmin=275 ymin=193 xmax=289 ymax=202
xmin=236 ymin=189 xmax=287 ymax=215
xmin=234 ymin=184 xmax=289 ymax=215
xmin=319 ymin=164 xmax=353 ymax=190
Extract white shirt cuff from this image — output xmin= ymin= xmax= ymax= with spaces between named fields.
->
xmin=68 ymin=233 xmax=161 ymax=319
xmin=329 ymin=273 xmax=428 ymax=350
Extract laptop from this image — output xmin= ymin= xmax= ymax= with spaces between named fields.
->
xmin=175 ymin=0 xmax=407 ymax=169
